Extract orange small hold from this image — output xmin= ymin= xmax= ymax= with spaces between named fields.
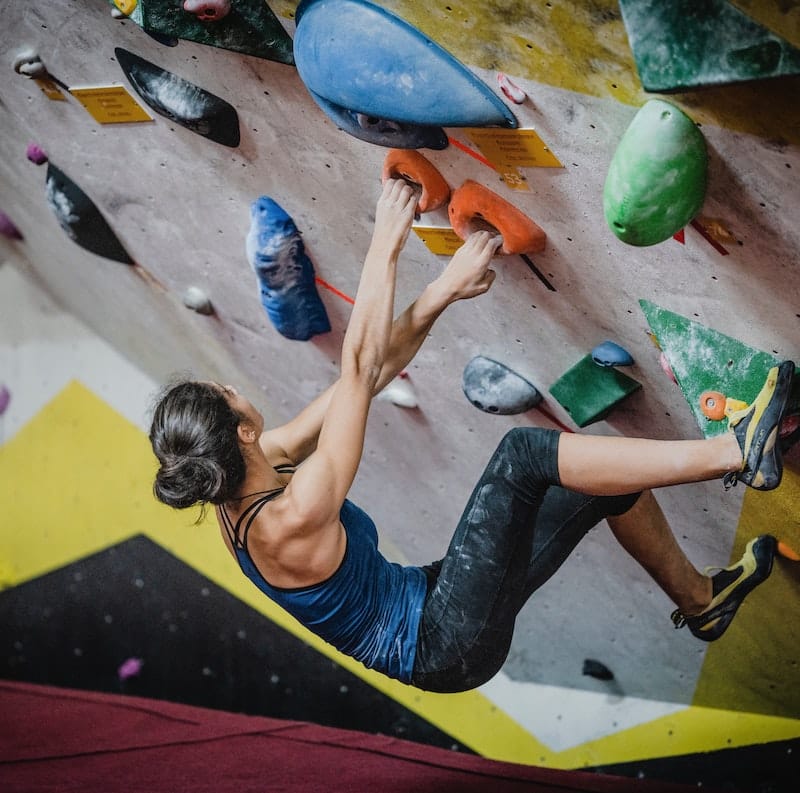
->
xmin=448 ymin=180 xmax=546 ymax=255
xmin=381 ymin=149 xmax=450 ymax=213
xmin=777 ymin=540 xmax=800 ymax=562
xmin=699 ymin=390 xmax=727 ymax=421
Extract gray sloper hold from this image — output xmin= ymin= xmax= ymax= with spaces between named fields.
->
xmin=462 ymin=356 xmax=543 ymax=415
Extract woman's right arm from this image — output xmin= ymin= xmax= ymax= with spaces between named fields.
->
xmin=264 ymin=230 xmax=501 ymax=464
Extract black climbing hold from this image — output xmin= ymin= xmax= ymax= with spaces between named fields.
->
xmin=582 ymin=658 xmax=614 ymax=681
xmin=45 ymin=164 xmax=134 ymax=264
xmin=116 ymin=48 xmax=240 ymax=147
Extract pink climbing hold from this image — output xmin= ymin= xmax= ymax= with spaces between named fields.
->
xmin=183 ymin=0 xmax=231 ymax=22
xmin=659 ymin=351 xmax=677 ymax=384
xmin=26 ymin=142 xmax=48 ymax=165
xmin=497 ymin=73 xmax=527 ymax=104
xmin=117 ymin=657 xmax=143 ymax=680
xmin=0 ymin=211 xmax=23 ymax=240
xmin=0 ymin=384 xmax=10 ymax=416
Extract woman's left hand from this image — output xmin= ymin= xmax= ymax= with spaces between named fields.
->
xmin=434 ymin=231 xmax=501 ymax=302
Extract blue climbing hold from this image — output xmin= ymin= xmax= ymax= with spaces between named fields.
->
xmin=246 ymin=198 xmax=331 ymax=341
xmin=307 ymin=90 xmax=448 ymax=150
xmin=462 ymin=356 xmax=542 ymax=415
xmin=591 ymin=341 xmax=635 ymax=368
xmin=294 ymin=0 xmax=517 ymax=129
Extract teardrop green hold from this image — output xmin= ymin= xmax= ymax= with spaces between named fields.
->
xmin=603 ymin=100 xmax=707 ymax=246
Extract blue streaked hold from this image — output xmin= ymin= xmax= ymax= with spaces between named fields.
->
xmin=591 ymin=341 xmax=634 ymax=367
xmin=462 ymin=356 xmax=542 ymax=415
xmin=246 ymin=198 xmax=331 ymax=341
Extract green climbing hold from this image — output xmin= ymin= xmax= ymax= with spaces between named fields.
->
xmin=603 ymin=100 xmax=707 ymax=246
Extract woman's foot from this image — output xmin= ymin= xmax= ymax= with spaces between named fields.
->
xmin=671 ymin=535 xmax=777 ymax=641
xmin=724 ymin=361 xmax=795 ymax=491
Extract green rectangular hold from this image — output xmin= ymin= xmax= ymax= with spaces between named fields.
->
xmin=549 ymin=354 xmax=642 ymax=428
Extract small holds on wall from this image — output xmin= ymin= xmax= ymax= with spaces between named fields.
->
xmin=26 ymin=142 xmax=48 ymax=165
xmin=182 ymin=285 xmax=214 ymax=315
xmin=0 ymin=211 xmax=23 ymax=240
xmin=462 ymin=356 xmax=543 ymax=415
xmin=582 ymin=658 xmax=614 ymax=681
xmin=497 ymin=73 xmax=527 ymax=104
xmin=591 ymin=340 xmax=634 ymax=368
xmin=604 ymin=100 xmax=707 ymax=246
xmin=45 ymin=163 xmax=134 ymax=264
xmin=12 ymin=48 xmax=47 ymax=80
xmin=112 ymin=0 xmax=139 ymax=17
xmin=115 ymin=48 xmax=240 ymax=147
xmin=246 ymin=197 xmax=331 ymax=342
xmin=183 ymin=0 xmax=231 ymax=22
xmin=449 ymin=180 xmax=546 ymax=255
xmin=377 ymin=373 xmax=418 ymax=409
xmin=0 ymin=384 xmax=11 ymax=416
xmin=117 ymin=656 xmax=143 ymax=681
xmin=659 ymin=351 xmax=678 ymax=385
xmin=382 ymin=150 xmax=450 ymax=214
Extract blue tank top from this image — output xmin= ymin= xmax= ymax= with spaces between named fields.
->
xmin=221 ymin=492 xmax=427 ymax=684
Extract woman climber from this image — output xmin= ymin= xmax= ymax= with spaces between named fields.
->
xmin=149 ymin=179 xmax=794 ymax=693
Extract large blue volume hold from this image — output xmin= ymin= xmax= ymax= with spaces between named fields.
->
xmin=294 ymin=0 xmax=517 ymax=129
xmin=246 ymin=197 xmax=331 ymax=341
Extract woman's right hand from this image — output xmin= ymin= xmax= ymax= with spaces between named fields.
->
xmin=435 ymin=231 xmax=502 ymax=303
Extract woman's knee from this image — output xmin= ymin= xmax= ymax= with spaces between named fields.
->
xmin=494 ymin=427 xmax=561 ymax=485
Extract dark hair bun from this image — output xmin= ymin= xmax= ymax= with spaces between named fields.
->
xmin=154 ymin=455 xmax=225 ymax=509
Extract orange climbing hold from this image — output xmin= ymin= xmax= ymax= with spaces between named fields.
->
xmin=699 ymin=390 xmax=727 ymax=421
xmin=381 ymin=149 xmax=450 ymax=213
xmin=777 ymin=541 xmax=800 ymax=562
xmin=448 ymin=180 xmax=546 ymax=255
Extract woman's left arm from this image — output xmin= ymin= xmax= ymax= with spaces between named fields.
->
xmin=264 ymin=231 xmax=500 ymax=464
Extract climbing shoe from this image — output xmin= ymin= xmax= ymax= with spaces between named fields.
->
xmin=671 ymin=534 xmax=776 ymax=641
xmin=723 ymin=361 xmax=795 ymax=491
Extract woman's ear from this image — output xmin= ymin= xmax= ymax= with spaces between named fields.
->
xmin=237 ymin=422 xmax=258 ymax=445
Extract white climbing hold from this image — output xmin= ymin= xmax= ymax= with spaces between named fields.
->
xmin=182 ymin=286 xmax=214 ymax=315
xmin=377 ymin=373 xmax=418 ymax=409
xmin=13 ymin=49 xmax=46 ymax=79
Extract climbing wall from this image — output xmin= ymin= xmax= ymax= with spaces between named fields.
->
xmin=1 ymin=0 xmax=799 ymax=788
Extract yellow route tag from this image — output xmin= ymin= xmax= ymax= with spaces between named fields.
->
xmin=69 ymin=85 xmax=152 ymax=124
xmin=467 ymin=128 xmax=562 ymax=169
xmin=34 ymin=77 xmax=67 ymax=101
xmin=412 ymin=227 xmax=464 ymax=256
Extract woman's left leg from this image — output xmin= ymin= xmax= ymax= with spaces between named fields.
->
xmin=412 ymin=427 xmax=636 ymax=693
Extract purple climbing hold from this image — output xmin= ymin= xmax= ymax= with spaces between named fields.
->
xmin=246 ymin=198 xmax=331 ymax=341
xmin=117 ymin=657 xmax=144 ymax=680
xmin=26 ymin=142 xmax=48 ymax=165
xmin=0 ymin=211 xmax=23 ymax=240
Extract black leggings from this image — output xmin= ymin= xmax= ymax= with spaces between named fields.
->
xmin=411 ymin=427 xmax=640 ymax=693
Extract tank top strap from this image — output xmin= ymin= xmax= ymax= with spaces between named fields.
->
xmin=220 ymin=488 xmax=285 ymax=550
